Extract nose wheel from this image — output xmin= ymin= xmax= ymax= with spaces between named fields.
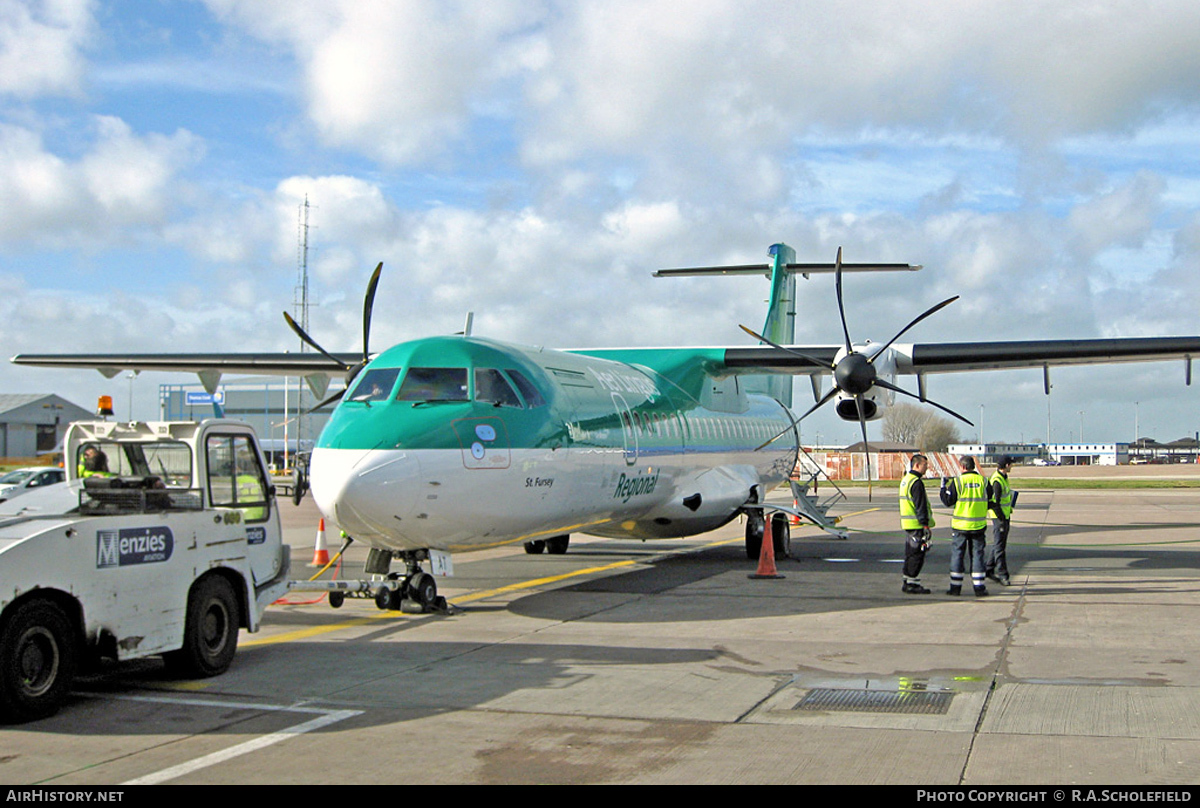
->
xmin=372 ymin=552 xmax=449 ymax=614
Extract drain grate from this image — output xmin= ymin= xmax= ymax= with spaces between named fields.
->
xmin=794 ymin=687 xmax=953 ymax=714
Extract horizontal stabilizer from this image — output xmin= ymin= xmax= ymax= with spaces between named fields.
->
xmin=654 ymin=262 xmax=920 ymax=278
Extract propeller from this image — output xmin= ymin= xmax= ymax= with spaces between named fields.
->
xmin=740 ymin=247 xmax=974 ymax=499
xmin=283 ymin=262 xmax=383 ymax=413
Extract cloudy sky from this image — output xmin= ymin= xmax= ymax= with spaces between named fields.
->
xmin=3 ymin=0 xmax=1200 ymax=445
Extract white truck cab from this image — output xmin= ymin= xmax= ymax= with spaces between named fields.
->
xmin=0 ymin=419 xmax=290 ymax=722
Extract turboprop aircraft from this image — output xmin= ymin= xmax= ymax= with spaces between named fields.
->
xmin=14 ymin=243 xmax=1200 ymax=612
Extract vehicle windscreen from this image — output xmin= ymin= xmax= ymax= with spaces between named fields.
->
xmin=76 ymin=441 xmax=193 ymax=487
xmin=396 ymin=368 xmax=469 ymax=402
xmin=0 ymin=470 xmax=34 ymax=485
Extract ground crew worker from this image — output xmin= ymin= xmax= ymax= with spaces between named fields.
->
xmin=78 ymin=444 xmax=114 ymax=478
xmin=986 ymin=455 xmax=1017 ymax=586
xmin=939 ymin=455 xmax=989 ymax=596
xmin=899 ymin=453 xmax=935 ymax=594
xmin=235 ymin=450 xmax=266 ymax=521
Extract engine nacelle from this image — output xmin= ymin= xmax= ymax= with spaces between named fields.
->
xmin=831 ymin=342 xmax=899 ymax=422
xmin=836 ymin=395 xmax=879 ymax=421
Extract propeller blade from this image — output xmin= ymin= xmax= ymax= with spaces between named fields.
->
xmin=283 ymin=311 xmax=351 ymax=371
xmin=738 ymin=324 xmax=835 ymax=370
xmin=854 ymin=393 xmax=873 ymax=502
xmin=872 ymin=378 xmax=975 ymax=426
xmin=871 ymin=295 xmax=959 ymax=361
xmin=362 ymin=262 xmax=382 ymax=361
xmin=834 ymin=247 xmax=852 ymax=354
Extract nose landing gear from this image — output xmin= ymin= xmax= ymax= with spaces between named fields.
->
xmin=370 ymin=550 xmax=450 ymax=614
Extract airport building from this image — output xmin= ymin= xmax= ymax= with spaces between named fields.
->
xmin=159 ymin=378 xmax=344 ymax=468
xmin=950 ymin=442 xmax=1131 ymax=465
xmin=0 ymin=394 xmax=92 ymax=461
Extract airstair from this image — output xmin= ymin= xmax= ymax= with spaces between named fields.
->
xmin=787 ymin=446 xmax=850 ymax=539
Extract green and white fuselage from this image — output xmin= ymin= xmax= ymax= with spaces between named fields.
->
xmin=311 ymin=336 xmax=798 ymax=552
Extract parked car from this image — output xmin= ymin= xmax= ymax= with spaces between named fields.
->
xmin=0 ymin=467 xmax=66 ymax=502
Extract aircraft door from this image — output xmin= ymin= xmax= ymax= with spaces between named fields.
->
xmin=612 ymin=393 xmax=638 ymax=465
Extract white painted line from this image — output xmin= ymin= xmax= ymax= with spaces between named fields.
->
xmin=73 ymin=693 xmax=362 ymax=785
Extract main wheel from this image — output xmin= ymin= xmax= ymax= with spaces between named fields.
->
xmin=745 ymin=511 xmax=764 ymax=560
xmin=545 ymin=535 xmax=570 ymax=555
xmin=523 ymin=540 xmax=546 ymax=554
xmin=0 ymin=599 xmax=77 ymax=723
xmin=165 ymin=576 xmax=240 ymax=678
xmin=771 ymin=513 xmax=791 ymax=559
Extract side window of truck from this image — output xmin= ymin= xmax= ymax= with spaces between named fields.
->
xmin=206 ymin=434 xmax=270 ymax=522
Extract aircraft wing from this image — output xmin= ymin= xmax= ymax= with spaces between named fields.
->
xmin=722 ymin=337 xmax=1200 ymax=376
xmin=10 ymin=352 xmax=359 ymax=396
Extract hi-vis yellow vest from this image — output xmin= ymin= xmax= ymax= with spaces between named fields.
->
xmin=899 ymin=472 xmax=934 ymax=530
xmin=989 ymin=471 xmax=1013 ymax=519
xmin=952 ymin=471 xmax=988 ymax=531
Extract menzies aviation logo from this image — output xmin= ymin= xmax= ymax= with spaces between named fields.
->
xmin=613 ymin=470 xmax=660 ymax=503
xmin=96 ymin=527 xmax=174 ymax=568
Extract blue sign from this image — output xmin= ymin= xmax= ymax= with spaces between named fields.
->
xmin=247 ymin=526 xmax=267 ymax=545
xmin=186 ymin=391 xmax=225 ymax=405
xmin=96 ymin=527 xmax=175 ymax=568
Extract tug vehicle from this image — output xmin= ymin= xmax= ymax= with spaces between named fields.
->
xmin=0 ymin=417 xmax=290 ymax=722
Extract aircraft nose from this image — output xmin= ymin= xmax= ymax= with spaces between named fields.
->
xmin=310 ymin=448 xmax=420 ymax=546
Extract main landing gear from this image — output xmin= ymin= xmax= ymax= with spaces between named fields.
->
xmin=744 ymin=511 xmax=790 ymax=561
xmin=523 ymin=534 xmax=570 ymax=555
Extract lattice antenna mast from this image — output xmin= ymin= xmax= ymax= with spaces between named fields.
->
xmin=291 ymin=197 xmax=319 ymax=449
xmin=294 ymin=196 xmax=315 ymax=340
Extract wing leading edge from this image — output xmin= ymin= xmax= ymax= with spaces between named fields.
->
xmin=10 ymin=352 xmax=359 ymax=396
xmin=721 ymin=337 xmax=1200 ymax=375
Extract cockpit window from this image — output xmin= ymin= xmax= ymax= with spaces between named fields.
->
xmin=474 ymin=368 xmax=522 ymax=408
xmin=505 ymin=369 xmax=547 ymax=408
xmin=396 ymin=368 xmax=469 ymax=402
xmin=348 ymin=368 xmax=401 ymax=403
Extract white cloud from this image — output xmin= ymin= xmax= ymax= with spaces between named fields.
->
xmin=0 ymin=118 xmax=201 ymax=246
xmin=205 ymin=0 xmax=542 ymax=165
xmin=0 ymin=0 xmax=95 ymax=98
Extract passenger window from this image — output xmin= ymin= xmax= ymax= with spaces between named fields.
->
xmin=349 ymin=368 xmax=401 ymax=403
xmin=397 ymin=368 xmax=469 ymax=402
xmin=475 ymin=368 xmax=523 ymax=408
xmin=505 ymin=369 xmax=547 ymax=408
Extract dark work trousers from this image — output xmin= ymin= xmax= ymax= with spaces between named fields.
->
xmin=950 ymin=529 xmax=987 ymax=590
xmin=904 ymin=529 xmax=928 ymax=583
xmin=986 ymin=518 xmax=1010 ymax=580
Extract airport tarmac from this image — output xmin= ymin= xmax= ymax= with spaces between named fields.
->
xmin=5 ymin=482 xmax=1200 ymax=785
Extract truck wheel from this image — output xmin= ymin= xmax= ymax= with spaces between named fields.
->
xmin=0 ymin=599 xmax=77 ymax=723
xmin=166 ymin=576 xmax=240 ymax=678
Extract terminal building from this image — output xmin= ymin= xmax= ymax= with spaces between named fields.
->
xmin=159 ymin=378 xmax=344 ymax=469
xmin=949 ymin=442 xmax=1131 ymax=465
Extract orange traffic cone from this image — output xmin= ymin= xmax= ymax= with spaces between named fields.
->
xmin=310 ymin=517 xmax=330 ymax=567
xmin=790 ymin=498 xmax=801 ymax=525
xmin=749 ymin=513 xmax=785 ymax=579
